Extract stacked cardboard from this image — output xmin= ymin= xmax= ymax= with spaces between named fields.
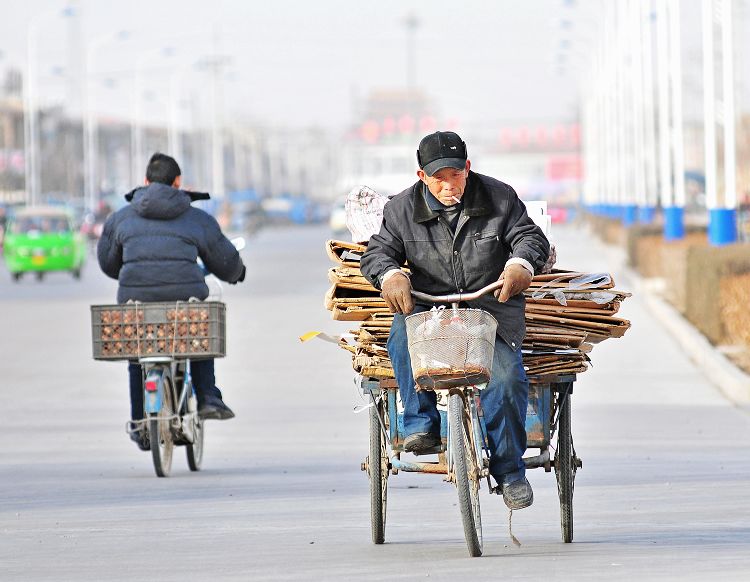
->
xmin=325 ymin=240 xmax=394 ymax=377
xmin=323 ymin=240 xmax=631 ymax=380
xmin=522 ymin=270 xmax=631 ymax=375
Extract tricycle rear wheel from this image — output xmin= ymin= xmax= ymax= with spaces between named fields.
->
xmin=555 ymin=392 xmax=574 ymax=542
xmin=448 ymin=392 xmax=483 ymax=557
xmin=369 ymin=402 xmax=387 ymax=544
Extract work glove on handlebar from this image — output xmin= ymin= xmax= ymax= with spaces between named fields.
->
xmin=229 ymin=265 xmax=246 ymax=285
xmin=494 ymin=263 xmax=532 ymax=303
xmin=381 ymin=272 xmax=414 ymax=314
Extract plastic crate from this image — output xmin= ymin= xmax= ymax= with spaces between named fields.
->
xmin=91 ymin=301 xmax=226 ymax=360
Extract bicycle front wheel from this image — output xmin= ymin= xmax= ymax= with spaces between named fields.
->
xmin=448 ymin=392 xmax=483 ymax=557
xmin=186 ymin=416 xmax=204 ymax=471
xmin=148 ymin=375 xmax=175 ymax=478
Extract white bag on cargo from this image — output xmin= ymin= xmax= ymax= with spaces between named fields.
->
xmin=345 ymin=185 xmax=389 ymax=244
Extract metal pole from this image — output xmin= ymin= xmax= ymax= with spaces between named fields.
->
xmin=668 ymin=0 xmax=686 ymax=211
xmin=615 ymin=2 xmax=626 ymax=217
xmin=702 ymin=0 xmax=718 ymax=213
xmin=721 ymin=0 xmax=736 ymax=210
xmin=24 ymin=21 xmax=40 ymax=206
xmin=168 ymin=64 xmax=191 ymax=163
xmin=405 ymin=14 xmax=418 ymax=91
xmin=23 ymin=8 xmax=75 ymax=206
xmin=708 ymin=0 xmax=738 ymax=244
xmin=131 ymin=47 xmax=178 ymax=185
xmin=613 ymin=2 xmax=622 ymax=216
xmin=656 ymin=0 xmax=677 ymax=238
xmin=84 ymin=31 xmax=129 ymax=213
xmin=83 ymin=46 xmax=95 ymax=213
xmin=210 ymin=58 xmax=225 ymax=201
xmin=131 ymin=58 xmax=143 ymax=185
xmin=628 ymin=0 xmax=644 ymax=226
xmin=641 ymin=0 xmax=658 ymax=222
xmin=603 ymin=10 xmax=615 ymax=215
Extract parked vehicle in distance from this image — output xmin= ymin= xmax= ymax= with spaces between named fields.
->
xmin=329 ymin=203 xmax=348 ymax=237
xmin=3 ymin=205 xmax=86 ymax=281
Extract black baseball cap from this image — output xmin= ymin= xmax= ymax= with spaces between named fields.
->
xmin=416 ymin=131 xmax=468 ymax=176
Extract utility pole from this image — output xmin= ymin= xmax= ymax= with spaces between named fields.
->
xmin=404 ymin=12 xmax=419 ymax=130
xmin=404 ymin=13 xmax=418 ymax=91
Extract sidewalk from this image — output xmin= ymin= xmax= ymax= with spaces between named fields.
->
xmin=592 ymin=227 xmax=750 ymax=410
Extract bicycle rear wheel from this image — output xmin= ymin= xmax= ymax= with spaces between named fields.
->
xmin=448 ymin=392 xmax=483 ymax=557
xmin=149 ymin=374 xmax=175 ymax=478
xmin=369 ymin=401 xmax=388 ymax=544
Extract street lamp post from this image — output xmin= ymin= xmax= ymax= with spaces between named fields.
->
xmin=83 ymin=30 xmax=130 ymax=213
xmin=667 ymin=0 xmax=686 ymax=239
xmin=131 ymin=47 xmax=177 ymax=185
xmin=23 ymin=6 xmax=75 ymax=207
xmin=704 ymin=0 xmax=739 ymax=245
xmin=194 ymin=53 xmax=231 ymax=202
xmin=167 ymin=63 xmax=194 ymax=163
xmin=640 ymin=0 xmax=659 ymax=224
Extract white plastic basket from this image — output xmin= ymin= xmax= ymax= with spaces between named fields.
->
xmin=405 ymin=307 xmax=497 ymax=390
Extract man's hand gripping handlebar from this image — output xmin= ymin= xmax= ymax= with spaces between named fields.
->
xmin=382 ymin=267 xmax=531 ymax=314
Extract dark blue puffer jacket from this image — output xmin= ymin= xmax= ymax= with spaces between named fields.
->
xmin=97 ymin=183 xmax=245 ymax=303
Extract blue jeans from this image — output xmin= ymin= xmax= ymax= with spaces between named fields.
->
xmin=128 ymin=359 xmax=223 ymax=421
xmin=387 ymin=307 xmax=529 ymax=486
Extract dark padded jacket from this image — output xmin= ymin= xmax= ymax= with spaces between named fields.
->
xmin=360 ymin=171 xmax=549 ymax=350
xmin=97 ymin=183 xmax=245 ymax=303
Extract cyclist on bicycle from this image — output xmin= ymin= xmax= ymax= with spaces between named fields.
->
xmin=360 ymin=131 xmax=550 ymax=510
xmin=97 ymin=153 xmax=246 ymax=450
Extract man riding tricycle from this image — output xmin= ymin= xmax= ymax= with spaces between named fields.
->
xmin=356 ymin=131 xmax=578 ymax=556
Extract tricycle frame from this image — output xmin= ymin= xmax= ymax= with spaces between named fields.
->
xmin=361 ymin=372 xmax=580 ymax=549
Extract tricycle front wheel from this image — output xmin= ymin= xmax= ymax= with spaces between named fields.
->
xmin=369 ymin=402 xmax=388 ymax=544
xmin=448 ymin=392 xmax=483 ymax=557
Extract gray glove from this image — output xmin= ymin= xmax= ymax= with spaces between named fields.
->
xmin=493 ymin=264 xmax=532 ymax=303
xmin=381 ymin=272 xmax=414 ymax=314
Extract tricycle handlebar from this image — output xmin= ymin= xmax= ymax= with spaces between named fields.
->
xmin=410 ymin=279 xmax=504 ymax=304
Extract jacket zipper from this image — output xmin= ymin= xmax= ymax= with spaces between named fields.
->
xmin=440 ymin=213 xmax=469 ymax=294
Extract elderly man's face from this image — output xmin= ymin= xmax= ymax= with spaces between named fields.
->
xmin=417 ymin=160 xmax=471 ymax=206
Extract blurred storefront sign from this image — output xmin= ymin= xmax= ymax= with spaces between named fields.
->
xmin=546 ymin=155 xmax=582 ymax=181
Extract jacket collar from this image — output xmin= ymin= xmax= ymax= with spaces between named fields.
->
xmin=412 ymin=171 xmax=492 ymax=223
xmin=125 ymin=186 xmax=210 ymax=202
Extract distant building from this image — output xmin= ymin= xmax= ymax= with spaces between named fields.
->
xmin=0 ymin=89 xmax=25 ymax=203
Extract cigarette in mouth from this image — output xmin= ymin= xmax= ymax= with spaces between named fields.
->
xmin=451 ymin=196 xmax=461 ymax=204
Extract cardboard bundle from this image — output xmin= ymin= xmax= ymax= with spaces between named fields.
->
xmin=323 ymin=240 xmax=631 ymax=380
xmin=323 ymin=241 xmax=395 ymax=377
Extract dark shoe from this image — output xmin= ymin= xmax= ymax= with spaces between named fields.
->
xmin=129 ymin=428 xmax=150 ymax=451
xmin=502 ymin=477 xmax=534 ymax=510
xmin=198 ymin=396 xmax=235 ymax=420
xmin=403 ymin=432 xmax=441 ymax=454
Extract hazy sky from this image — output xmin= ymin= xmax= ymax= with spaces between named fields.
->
xmin=0 ymin=0 xmax=595 ymax=132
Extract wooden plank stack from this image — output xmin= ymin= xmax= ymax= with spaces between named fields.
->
xmin=324 ymin=240 xmax=631 ymax=379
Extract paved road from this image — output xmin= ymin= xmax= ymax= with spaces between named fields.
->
xmin=1 ymin=223 xmax=749 ymax=581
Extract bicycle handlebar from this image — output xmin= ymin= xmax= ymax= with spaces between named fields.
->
xmin=410 ymin=279 xmax=504 ymax=304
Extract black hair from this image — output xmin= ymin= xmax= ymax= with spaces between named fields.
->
xmin=146 ymin=153 xmax=181 ymax=186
